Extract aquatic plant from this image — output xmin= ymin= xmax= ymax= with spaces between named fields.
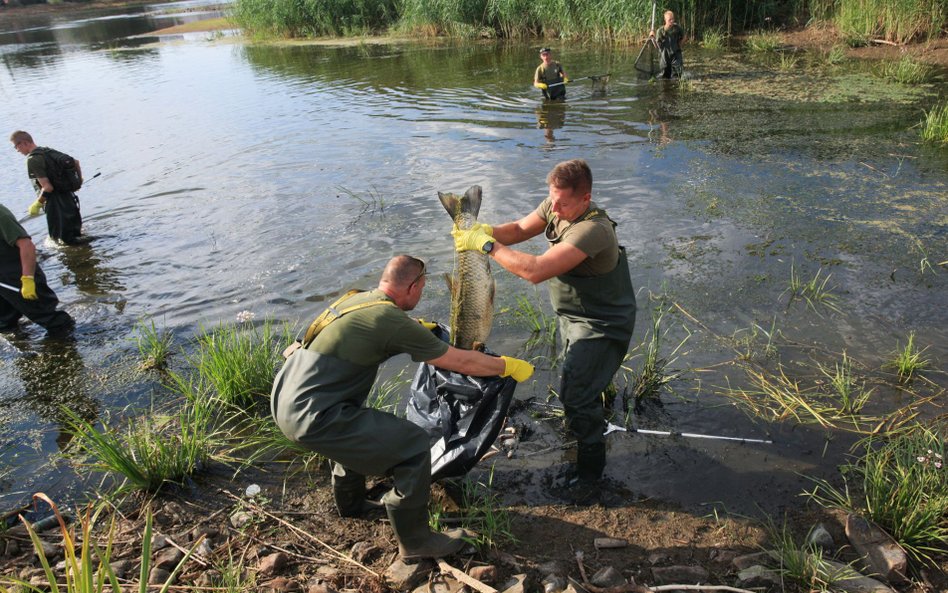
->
xmin=804 ymin=425 xmax=948 ymax=564
xmin=188 ymin=318 xmax=292 ymax=408
xmin=834 ymin=0 xmax=946 ymax=44
xmin=63 ymin=402 xmax=214 ymax=493
xmin=336 ymin=185 xmax=387 ymax=213
xmin=134 ymin=317 xmax=174 ymax=371
xmin=921 ymin=101 xmax=948 ymax=146
xmin=458 ymin=466 xmax=516 ymax=549
xmin=700 ymin=28 xmax=728 ymax=50
xmin=232 ymin=0 xmax=399 ymax=37
xmin=619 ymin=302 xmax=690 ymax=407
xmin=731 ymin=317 xmax=779 ymax=361
xmin=824 ymin=44 xmax=847 ymax=66
xmin=884 ymin=331 xmax=929 ymax=382
xmin=510 ymin=291 xmax=557 ymax=350
xmin=5 ymin=494 xmax=195 ymax=593
xmin=745 ymin=30 xmax=781 ymax=52
xmin=763 ymin=517 xmax=858 ymax=592
xmin=785 ymin=263 xmax=840 ymax=313
xmin=818 ymin=352 xmax=873 ymax=415
xmin=778 ymin=52 xmax=801 ymax=72
xmin=875 ymin=56 xmax=936 ymax=84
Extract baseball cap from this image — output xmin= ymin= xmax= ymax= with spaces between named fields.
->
xmin=539 ymin=47 xmax=551 ymax=54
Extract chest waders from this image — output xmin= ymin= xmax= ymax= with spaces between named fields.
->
xmin=269 ymin=292 xmax=469 ymax=560
xmin=546 ymin=210 xmax=636 ymax=482
xmin=0 ymin=239 xmax=72 ymax=332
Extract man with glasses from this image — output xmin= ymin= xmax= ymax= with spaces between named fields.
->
xmin=10 ymin=131 xmax=84 ymax=245
xmin=271 ymin=255 xmax=533 ymax=561
xmin=451 ymin=159 xmax=636 ymax=500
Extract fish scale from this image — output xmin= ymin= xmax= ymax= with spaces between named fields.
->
xmin=438 ymin=185 xmax=495 ymax=351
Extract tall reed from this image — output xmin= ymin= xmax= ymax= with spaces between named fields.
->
xmin=835 ymin=0 xmax=946 ymax=44
xmin=921 ymin=101 xmax=948 ymax=145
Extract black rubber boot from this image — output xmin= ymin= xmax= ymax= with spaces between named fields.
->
xmin=385 ymin=506 xmax=470 ymax=562
xmin=332 ymin=468 xmax=383 ymax=518
xmin=576 ymin=442 xmax=606 ymax=482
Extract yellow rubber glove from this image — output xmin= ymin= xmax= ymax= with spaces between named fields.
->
xmin=501 ymin=356 xmax=534 ymax=382
xmin=451 ymin=226 xmax=494 ymax=254
xmin=20 ymin=276 xmax=37 ymax=300
xmin=28 ymin=200 xmax=44 ymax=217
xmin=416 ymin=318 xmax=439 ymax=331
xmin=563 ymin=75 xmax=570 ymax=84
xmin=472 ymin=222 xmax=493 ymax=237
xmin=534 ymin=82 xmax=548 ymax=90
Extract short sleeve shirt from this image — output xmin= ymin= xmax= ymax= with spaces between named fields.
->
xmin=306 ymin=289 xmax=449 ymax=365
xmin=535 ymin=62 xmax=564 ymax=85
xmin=535 ymin=198 xmax=619 ymax=277
xmin=26 ymin=149 xmax=49 ymax=193
xmin=0 ymin=205 xmax=28 ymax=264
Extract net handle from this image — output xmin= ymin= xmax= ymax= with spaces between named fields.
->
xmin=650 ymin=0 xmax=656 ymax=33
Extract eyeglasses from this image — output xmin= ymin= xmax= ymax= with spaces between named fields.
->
xmin=407 ymin=256 xmax=427 ymax=289
xmin=12 ymin=141 xmax=22 ymax=150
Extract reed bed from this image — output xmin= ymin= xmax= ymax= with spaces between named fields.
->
xmin=875 ymin=56 xmax=936 ymax=84
xmin=921 ymin=101 xmax=948 ymax=146
xmin=834 ymin=0 xmax=946 ymax=44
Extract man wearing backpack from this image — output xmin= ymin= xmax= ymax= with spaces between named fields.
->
xmin=10 ymin=131 xmax=84 ymax=245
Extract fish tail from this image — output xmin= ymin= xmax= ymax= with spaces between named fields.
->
xmin=438 ymin=185 xmax=482 ymax=221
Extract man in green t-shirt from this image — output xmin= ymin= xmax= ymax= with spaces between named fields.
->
xmin=271 ymin=255 xmax=533 ymax=561
xmin=534 ymin=47 xmax=569 ymax=101
xmin=650 ymin=10 xmax=684 ymax=79
xmin=10 ymin=130 xmax=84 ymax=245
xmin=451 ymin=160 xmax=637 ymax=499
xmin=0 ymin=203 xmax=74 ymax=334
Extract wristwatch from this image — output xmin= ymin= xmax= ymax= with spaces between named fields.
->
xmin=483 ymin=241 xmax=494 ymax=253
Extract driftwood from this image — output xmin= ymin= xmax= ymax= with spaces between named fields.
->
xmin=869 ymin=38 xmax=900 ymax=46
xmin=594 ymin=538 xmax=628 ymax=550
xmin=437 ymin=559 xmax=498 ymax=593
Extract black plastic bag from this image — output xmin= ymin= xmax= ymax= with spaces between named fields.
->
xmin=406 ymin=330 xmax=517 ymax=480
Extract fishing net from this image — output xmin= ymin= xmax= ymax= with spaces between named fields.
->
xmin=588 ymin=74 xmax=610 ymax=94
xmin=406 ymin=325 xmax=517 ymax=480
xmin=634 ymin=38 xmax=661 ymax=77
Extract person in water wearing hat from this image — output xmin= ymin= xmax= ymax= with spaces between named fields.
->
xmin=534 ymin=47 xmax=569 ymax=100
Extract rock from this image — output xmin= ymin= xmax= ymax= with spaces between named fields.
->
xmin=709 ymin=548 xmax=738 ymax=565
xmin=262 ymin=577 xmax=303 ymax=593
xmin=537 ymin=560 xmax=563 ymax=577
xmin=384 ymin=558 xmax=434 ymax=590
xmin=258 ymin=552 xmax=289 ymax=577
xmin=736 ymin=565 xmax=780 ymax=588
xmin=590 ymin=566 xmax=626 ymax=587
xmin=196 ymin=539 xmax=214 ymax=557
xmin=109 ymin=559 xmax=134 ymax=579
xmin=36 ymin=540 xmax=60 ymax=561
xmin=468 ymin=565 xmax=497 ymax=583
xmin=149 ymin=567 xmax=172 ymax=586
xmin=733 ymin=551 xmax=774 ymax=570
xmin=542 ymin=573 xmax=567 ymax=593
xmin=153 ymin=547 xmax=184 ymax=571
xmin=315 ymin=565 xmax=341 ymax=580
xmin=191 ymin=525 xmax=219 ymax=541
xmin=845 ymin=514 xmax=908 ymax=583
xmin=230 ymin=511 xmax=253 ymax=529
xmin=4 ymin=540 xmax=21 ymax=557
xmin=824 ymin=559 xmax=897 ymax=593
xmin=647 ymin=551 xmax=670 ymax=565
xmin=151 ymin=534 xmax=169 ymax=551
xmin=807 ymin=523 xmax=836 ymax=551
xmin=307 ymin=583 xmax=338 ymax=593
xmin=349 ymin=541 xmax=380 ymax=563
xmin=29 ymin=575 xmax=49 ymax=588
xmin=411 ymin=577 xmax=464 ymax=593
xmin=651 ymin=565 xmax=709 ymax=585
xmin=194 ymin=570 xmax=222 ymax=587
xmin=499 ymin=573 xmax=527 ymax=593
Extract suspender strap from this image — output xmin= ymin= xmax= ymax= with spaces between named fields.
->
xmin=302 ymin=290 xmax=396 ymax=348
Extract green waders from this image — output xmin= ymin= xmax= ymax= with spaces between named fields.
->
xmin=549 ymin=247 xmax=636 ymax=481
xmin=271 ymin=349 xmax=467 ymax=560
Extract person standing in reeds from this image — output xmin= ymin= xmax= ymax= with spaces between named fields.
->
xmin=650 ymin=10 xmax=684 ymax=79
xmin=534 ymin=47 xmax=569 ymax=100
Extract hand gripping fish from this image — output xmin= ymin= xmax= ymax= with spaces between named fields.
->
xmin=438 ymin=185 xmax=495 ymax=351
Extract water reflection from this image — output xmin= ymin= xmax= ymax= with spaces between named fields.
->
xmin=535 ymin=100 xmax=567 ymax=143
xmin=56 ymin=242 xmax=126 ymax=302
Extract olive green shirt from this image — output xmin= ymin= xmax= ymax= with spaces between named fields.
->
xmin=306 ymin=289 xmax=449 ymax=364
xmin=535 ymin=198 xmax=620 ymax=277
xmin=0 ymin=205 xmax=29 ymax=265
xmin=535 ymin=62 xmax=565 ymax=86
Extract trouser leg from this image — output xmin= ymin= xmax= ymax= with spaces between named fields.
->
xmin=331 ymin=462 xmax=383 ymax=518
xmin=0 ymin=297 xmax=22 ymax=329
xmin=559 ymin=336 xmax=630 ymax=480
xmin=0 ymin=268 xmax=71 ymax=332
xmin=45 ymin=192 xmax=82 ymax=244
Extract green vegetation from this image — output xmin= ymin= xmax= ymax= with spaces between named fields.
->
xmin=745 ymin=30 xmax=782 ymax=53
xmin=817 ymin=352 xmax=873 ymax=416
xmin=731 ymin=317 xmax=779 ymax=361
xmin=885 ymin=331 xmax=929 ymax=382
xmin=457 ymin=468 xmax=516 ymax=550
xmin=763 ymin=518 xmax=857 ymax=592
xmin=619 ymin=302 xmax=689 ymax=407
xmin=135 ymin=317 xmax=174 ymax=371
xmin=875 ymin=56 xmax=936 ymax=84
xmin=510 ymin=291 xmax=557 ymax=350
xmin=805 ymin=425 xmax=948 ymax=564
xmin=6 ymin=494 xmax=195 ymax=593
xmin=367 ymin=369 xmax=407 ymax=413
xmin=921 ymin=101 xmax=948 ymax=145
xmin=700 ymin=28 xmax=727 ymax=50
xmin=834 ymin=0 xmax=946 ymax=44
xmin=785 ymin=263 xmax=840 ymax=313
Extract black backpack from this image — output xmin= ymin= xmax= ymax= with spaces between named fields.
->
xmin=39 ymin=147 xmax=83 ymax=192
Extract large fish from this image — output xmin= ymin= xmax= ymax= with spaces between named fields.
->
xmin=438 ymin=185 xmax=495 ymax=351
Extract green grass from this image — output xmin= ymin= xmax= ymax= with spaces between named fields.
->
xmin=921 ymin=101 xmax=948 ymax=145
xmin=700 ymin=28 xmax=728 ymax=50
xmin=731 ymin=317 xmax=779 ymax=361
xmin=134 ymin=317 xmax=174 ymax=371
xmin=336 ymin=185 xmax=387 ymax=213
xmin=367 ymin=369 xmax=407 ymax=414
xmin=785 ymin=263 xmax=840 ymax=313
xmin=763 ymin=517 xmax=859 ymax=592
xmin=778 ymin=52 xmax=801 ymax=72
xmin=804 ymin=425 xmax=948 ymax=565
xmin=745 ymin=30 xmax=782 ymax=52
xmin=824 ymin=44 xmax=847 ymax=66
xmin=835 ymin=0 xmax=946 ymax=44
xmin=64 ymin=402 xmax=215 ymax=493
xmin=817 ymin=351 xmax=873 ymax=415
xmin=884 ymin=331 xmax=929 ymax=382
xmin=875 ymin=56 xmax=936 ymax=84
xmin=457 ymin=467 xmax=516 ymax=550
xmin=619 ymin=302 xmax=690 ymax=408
xmin=510 ymin=291 xmax=557 ymax=351
xmin=4 ymin=495 xmax=195 ymax=593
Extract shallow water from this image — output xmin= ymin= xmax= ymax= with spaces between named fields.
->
xmin=0 ymin=2 xmax=945 ymax=516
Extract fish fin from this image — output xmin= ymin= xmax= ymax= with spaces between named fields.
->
xmin=443 ymin=272 xmax=454 ymax=296
xmin=463 ymin=185 xmax=483 ymax=219
xmin=472 ymin=341 xmax=486 ymax=352
xmin=438 ymin=192 xmax=461 ymax=219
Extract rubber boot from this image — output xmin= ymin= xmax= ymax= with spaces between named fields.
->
xmin=385 ymin=505 xmax=468 ymax=562
xmin=332 ymin=470 xmax=383 ymax=518
xmin=576 ymin=442 xmax=606 ymax=482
